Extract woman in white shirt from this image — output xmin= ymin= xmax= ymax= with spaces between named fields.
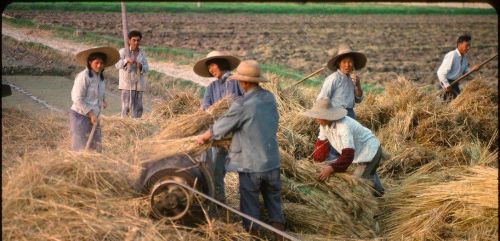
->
xmin=69 ymin=47 xmax=119 ymax=152
xmin=303 ymin=97 xmax=385 ymax=197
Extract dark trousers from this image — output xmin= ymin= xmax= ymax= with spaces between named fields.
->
xmin=438 ymin=81 xmax=461 ymax=101
xmin=69 ymin=110 xmax=102 ymax=152
xmin=202 ymin=147 xmax=228 ymax=202
xmin=353 ymin=146 xmax=385 ymax=196
xmin=239 ymin=168 xmax=285 ymax=231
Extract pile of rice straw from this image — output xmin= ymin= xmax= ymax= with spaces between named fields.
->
xmin=1 ymin=108 xmax=68 ymax=163
xmin=2 ymin=73 xmax=497 ymax=240
xmin=149 ymin=91 xmax=201 ymax=121
xmin=380 ymin=166 xmax=498 ymax=241
xmin=155 ymin=96 xmax=232 ymax=140
xmin=1 ymin=108 xmax=259 ymax=241
xmin=357 ymin=77 xmax=498 ymax=178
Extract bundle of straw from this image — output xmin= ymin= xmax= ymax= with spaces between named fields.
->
xmin=156 ymin=96 xmax=232 ymax=140
xmin=380 ymin=166 xmax=498 ymax=241
xmin=195 ymin=220 xmax=258 ymax=241
xmin=2 ymin=147 xmax=260 ymax=241
xmin=377 ymin=143 xmax=437 ymax=178
xmin=357 ymin=77 xmax=498 ymax=180
xmin=1 ymin=149 xmax=177 ymax=241
xmin=2 ymin=108 xmax=68 ymax=163
xmin=137 ymin=136 xmax=211 ymax=164
xmin=280 ymin=151 xmax=378 ymax=238
xmin=101 ymin=116 xmax=159 ymax=161
xmin=283 ymin=202 xmax=344 ymax=235
xmin=291 ymin=232 xmax=383 ymax=241
xmin=449 ymin=78 xmax=498 ymax=143
xmin=281 ymin=176 xmax=376 ymax=239
xmin=150 ymin=91 xmax=201 ymax=121
xmin=137 ymin=136 xmax=231 ymax=164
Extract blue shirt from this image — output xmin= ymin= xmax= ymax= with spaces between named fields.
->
xmin=211 ymin=86 xmax=280 ymax=173
xmin=201 ymin=72 xmax=244 ymax=110
xmin=317 ymin=70 xmax=363 ymax=109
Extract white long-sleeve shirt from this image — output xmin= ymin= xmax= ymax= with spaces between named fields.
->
xmin=115 ymin=48 xmax=149 ymax=91
xmin=318 ymin=116 xmax=380 ymax=163
xmin=70 ymin=69 xmax=105 ymax=116
xmin=437 ymin=49 xmax=470 ymax=88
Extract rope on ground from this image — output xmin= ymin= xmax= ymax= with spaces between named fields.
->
xmin=3 ymin=81 xmax=64 ymax=113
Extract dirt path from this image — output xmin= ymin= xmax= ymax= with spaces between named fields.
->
xmin=2 ymin=23 xmax=212 ymax=87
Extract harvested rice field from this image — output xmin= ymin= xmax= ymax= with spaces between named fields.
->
xmin=2 ymin=2 xmax=498 ymax=241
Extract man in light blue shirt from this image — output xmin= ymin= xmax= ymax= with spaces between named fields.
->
xmin=196 ymin=60 xmax=285 ymax=236
xmin=437 ymin=34 xmax=480 ymax=100
xmin=193 ymin=51 xmax=243 ymax=203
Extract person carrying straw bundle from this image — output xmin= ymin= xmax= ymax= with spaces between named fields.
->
xmin=436 ymin=34 xmax=481 ymax=101
xmin=116 ymin=30 xmax=149 ymax=118
xmin=196 ymin=60 xmax=286 ymax=239
xmin=70 ymin=46 xmax=119 ymax=152
xmin=314 ymin=43 xmax=368 ymax=167
xmin=193 ymin=50 xmax=244 ymax=203
xmin=302 ymin=97 xmax=385 ymax=197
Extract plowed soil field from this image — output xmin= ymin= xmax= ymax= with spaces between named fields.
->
xmin=6 ymin=11 xmax=498 ymax=85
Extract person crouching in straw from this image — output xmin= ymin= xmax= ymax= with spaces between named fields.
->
xmin=69 ymin=46 xmax=119 ymax=152
xmin=302 ymin=97 xmax=385 ymax=197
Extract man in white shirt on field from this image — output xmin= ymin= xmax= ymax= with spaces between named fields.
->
xmin=115 ymin=30 xmax=149 ymax=118
xmin=436 ymin=34 xmax=480 ymax=100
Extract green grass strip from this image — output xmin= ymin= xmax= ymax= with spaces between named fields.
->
xmin=5 ymin=2 xmax=496 ymax=15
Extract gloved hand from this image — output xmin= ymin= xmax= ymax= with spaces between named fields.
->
xmin=313 ymin=139 xmax=330 ymax=162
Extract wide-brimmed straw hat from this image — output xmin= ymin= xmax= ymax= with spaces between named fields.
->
xmin=302 ymin=97 xmax=347 ymax=121
xmin=75 ymin=46 xmax=120 ymax=67
xmin=327 ymin=44 xmax=367 ymax=71
xmin=193 ymin=51 xmax=241 ymax=77
xmin=229 ymin=60 xmax=269 ymax=83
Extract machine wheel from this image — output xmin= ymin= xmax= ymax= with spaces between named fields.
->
xmin=150 ymin=177 xmax=191 ymax=220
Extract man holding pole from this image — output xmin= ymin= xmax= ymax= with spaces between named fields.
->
xmin=116 ymin=30 xmax=149 ymax=118
xmin=437 ymin=34 xmax=481 ymax=100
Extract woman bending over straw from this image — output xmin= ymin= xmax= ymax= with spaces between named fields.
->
xmin=303 ymin=97 xmax=385 ymax=197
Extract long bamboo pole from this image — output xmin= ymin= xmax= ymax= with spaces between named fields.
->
xmin=447 ymin=54 xmax=497 ymax=88
xmin=121 ymin=1 xmax=134 ymax=117
xmin=283 ymin=66 xmax=327 ymax=91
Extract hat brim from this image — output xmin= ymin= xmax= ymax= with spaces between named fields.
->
xmin=75 ymin=47 xmax=120 ymax=67
xmin=229 ymin=73 xmax=269 ymax=83
xmin=327 ymin=52 xmax=367 ymax=71
xmin=301 ymin=108 xmax=347 ymax=121
xmin=193 ymin=55 xmax=241 ymax=77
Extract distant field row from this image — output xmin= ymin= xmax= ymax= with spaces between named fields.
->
xmin=5 ymin=2 xmax=497 ymax=15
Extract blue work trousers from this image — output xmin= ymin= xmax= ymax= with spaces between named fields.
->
xmin=69 ymin=110 xmax=102 ymax=152
xmin=239 ymin=168 xmax=285 ymax=231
